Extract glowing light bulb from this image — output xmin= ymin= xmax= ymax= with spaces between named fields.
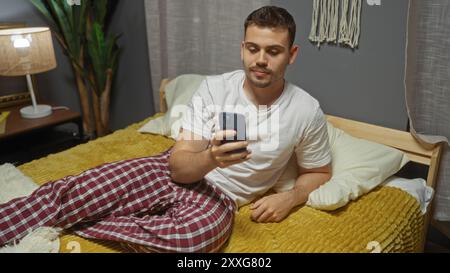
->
xmin=13 ymin=38 xmax=31 ymax=48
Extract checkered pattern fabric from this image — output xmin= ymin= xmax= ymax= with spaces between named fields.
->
xmin=0 ymin=149 xmax=236 ymax=253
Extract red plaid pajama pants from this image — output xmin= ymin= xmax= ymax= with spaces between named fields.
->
xmin=0 ymin=149 xmax=236 ymax=253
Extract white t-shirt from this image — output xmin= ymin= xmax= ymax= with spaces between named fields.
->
xmin=181 ymin=70 xmax=331 ymax=207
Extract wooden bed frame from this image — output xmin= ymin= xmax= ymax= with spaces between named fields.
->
xmin=159 ymin=78 xmax=444 ymax=252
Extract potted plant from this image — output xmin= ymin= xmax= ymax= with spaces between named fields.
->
xmin=30 ymin=0 xmax=121 ymax=138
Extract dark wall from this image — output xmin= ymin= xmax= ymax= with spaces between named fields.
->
xmin=273 ymin=0 xmax=409 ymax=130
xmin=108 ymin=0 xmax=154 ymax=130
xmin=0 ymin=0 xmax=154 ymax=132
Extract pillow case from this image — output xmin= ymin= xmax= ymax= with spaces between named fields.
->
xmin=273 ymin=123 xmax=410 ymax=211
xmin=382 ymin=176 xmax=433 ymax=215
xmin=138 ymin=74 xmax=206 ymax=139
xmin=305 ymin=123 xmax=410 ymax=210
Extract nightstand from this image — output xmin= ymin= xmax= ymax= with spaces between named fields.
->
xmin=0 ymin=104 xmax=84 ymax=165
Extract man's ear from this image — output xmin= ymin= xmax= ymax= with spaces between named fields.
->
xmin=288 ymin=45 xmax=300 ymax=65
xmin=240 ymin=41 xmax=245 ymax=61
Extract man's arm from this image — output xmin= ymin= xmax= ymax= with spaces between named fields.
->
xmin=169 ymin=129 xmax=251 ymax=184
xmin=250 ymin=163 xmax=332 ymax=223
xmin=288 ymin=164 xmax=332 ymax=206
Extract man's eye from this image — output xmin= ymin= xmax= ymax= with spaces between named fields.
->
xmin=248 ymin=47 xmax=258 ymax=53
xmin=268 ymin=50 xmax=279 ymax=56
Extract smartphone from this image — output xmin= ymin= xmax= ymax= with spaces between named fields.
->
xmin=218 ymin=112 xmax=247 ymax=154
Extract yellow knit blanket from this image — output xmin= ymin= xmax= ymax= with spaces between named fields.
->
xmin=18 ymin=115 xmax=424 ymax=253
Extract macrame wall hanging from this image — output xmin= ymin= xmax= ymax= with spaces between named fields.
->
xmin=309 ymin=0 xmax=362 ymax=49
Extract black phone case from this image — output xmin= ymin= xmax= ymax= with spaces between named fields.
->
xmin=219 ymin=112 xmax=247 ymax=154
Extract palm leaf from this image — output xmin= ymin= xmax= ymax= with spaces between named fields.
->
xmin=92 ymin=0 xmax=108 ymax=26
xmin=105 ymin=34 xmax=121 ymax=68
xmin=74 ymin=0 xmax=88 ymax=38
xmin=87 ymin=23 xmax=107 ymax=93
xmin=47 ymin=0 xmax=80 ymax=58
xmin=61 ymin=0 xmax=74 ymax=30
xmin=110 ymin=47 xmax=121 ymax=75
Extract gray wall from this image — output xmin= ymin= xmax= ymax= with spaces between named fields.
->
xmin=0 ymin=0 xmax=154 ymax=132
xmin=273 ymin=0 xmax=409 ymax=130
xmin=108 ymin=0 xmax=154 ymax=130
xmin=1 ymin=0 xmax=409 ymax=131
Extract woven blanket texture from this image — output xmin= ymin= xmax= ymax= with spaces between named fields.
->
xmin=18 ymin=114 xmax=423 ymax=253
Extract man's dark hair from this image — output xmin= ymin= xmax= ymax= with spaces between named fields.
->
xmin=244 ymin=6 xmax=296 ymax=47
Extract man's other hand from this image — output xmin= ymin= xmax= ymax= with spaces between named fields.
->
xmin=250 ymin=191 xmax=296 ymax=223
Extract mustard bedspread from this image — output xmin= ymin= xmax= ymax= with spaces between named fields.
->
xmin=18 ymin=114 xmax=424 ymax=253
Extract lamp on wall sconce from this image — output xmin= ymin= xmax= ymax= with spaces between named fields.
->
xmin=0 ymin=27 xmax=57 ymax=119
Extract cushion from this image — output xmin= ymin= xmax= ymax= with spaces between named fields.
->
xmin=138 ymin=74 xmax=206 ymax=139
xmin=139 ymin=74 xmax=410 ymax=211
xmin=273 ymin=123 xmax=410 ymax=211
xmin=305 ymin=123 xmax=410 ymax=210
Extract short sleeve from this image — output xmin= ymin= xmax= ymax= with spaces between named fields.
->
xmin=180 ymin=80 xmax=215 ymax=140
xmin=295 ymin=107 xmax=331 ymax=169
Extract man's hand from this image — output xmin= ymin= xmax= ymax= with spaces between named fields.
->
xmin=249 ymin=164 xmax=332 ymax=223
xmin=250 ymin=191 xmax=297 ymax=223
xmin=169 ymin=129 xmax=251 ymax=184
xmin=209 ymin=130 xmax=252 ymax=168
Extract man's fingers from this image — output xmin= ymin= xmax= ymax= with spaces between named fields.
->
xmin=215 ymin=141 xmax=249 ymax=155
xmin=216 ymin=150 xmax=251 ymax=162
xmin=215 ymin=130 xmax=237 ymax=140
xmin=251 ymin=197 xmax=265 ymax=210
xmin=256 ymin=209 xmax=276 ymax=223
xmin=217 ymin=156 xmax=251 ymax=168
xmin=209 ymin=130 xmax=251 ymax=168
xmin=251 ymin=206 xmax=265 ymax=222
xmin=211 ymin=130 xmax=236 ymax=146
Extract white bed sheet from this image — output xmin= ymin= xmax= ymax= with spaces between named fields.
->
xmin=382 ymin=176 xmax=433 ymax=215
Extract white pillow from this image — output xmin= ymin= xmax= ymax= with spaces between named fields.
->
xmin=138 ymin=74 xmax=206 ymax=139
xmin=304 ymin=123 xmax=410 ymax=210
xmin=275 ymin=123 xmax=410 ymax=210
xmin=382 ymin=176 xmax=433 ymax=215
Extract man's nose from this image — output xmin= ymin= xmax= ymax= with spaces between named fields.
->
xmin=256 ymin=52 xmax=268 ymax=67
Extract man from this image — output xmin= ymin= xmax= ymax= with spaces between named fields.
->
xmin=0 ymin=6 xmax=331 ymax=253
xmin=170 ymin=6 xmax=332 ymax=223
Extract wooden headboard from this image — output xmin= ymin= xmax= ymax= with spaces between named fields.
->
xmin=159 ymin=78 xmax=444 ymax=251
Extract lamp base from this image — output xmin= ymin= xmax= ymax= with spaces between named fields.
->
xmin=20 ymin=105 xmax=53 ymax=119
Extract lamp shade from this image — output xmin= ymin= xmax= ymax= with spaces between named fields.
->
xmin=0 ymin=27 xmax=57 ymax=76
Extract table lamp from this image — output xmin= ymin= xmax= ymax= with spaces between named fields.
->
xmin=0 ymin=27 xmax=57 ymax=119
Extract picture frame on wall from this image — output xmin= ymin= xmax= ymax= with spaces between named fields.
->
xmin=0 ymin=22 xmax=39 ymax=109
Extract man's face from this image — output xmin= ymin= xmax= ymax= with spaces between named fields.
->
xmin=241 ymin=25 xmax=298 ymax=89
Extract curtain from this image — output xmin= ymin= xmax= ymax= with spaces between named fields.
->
xmin=144 ymin=0 xmax=269 ymax=112
xmin=405 ymin=0 xmax=450 ymax=221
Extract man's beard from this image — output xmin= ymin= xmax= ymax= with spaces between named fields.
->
xmin=245 ymin=66 xmax=273 ymax=88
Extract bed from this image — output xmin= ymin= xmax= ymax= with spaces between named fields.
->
xmin=16 ymin=77 xmax=443 ymax=253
